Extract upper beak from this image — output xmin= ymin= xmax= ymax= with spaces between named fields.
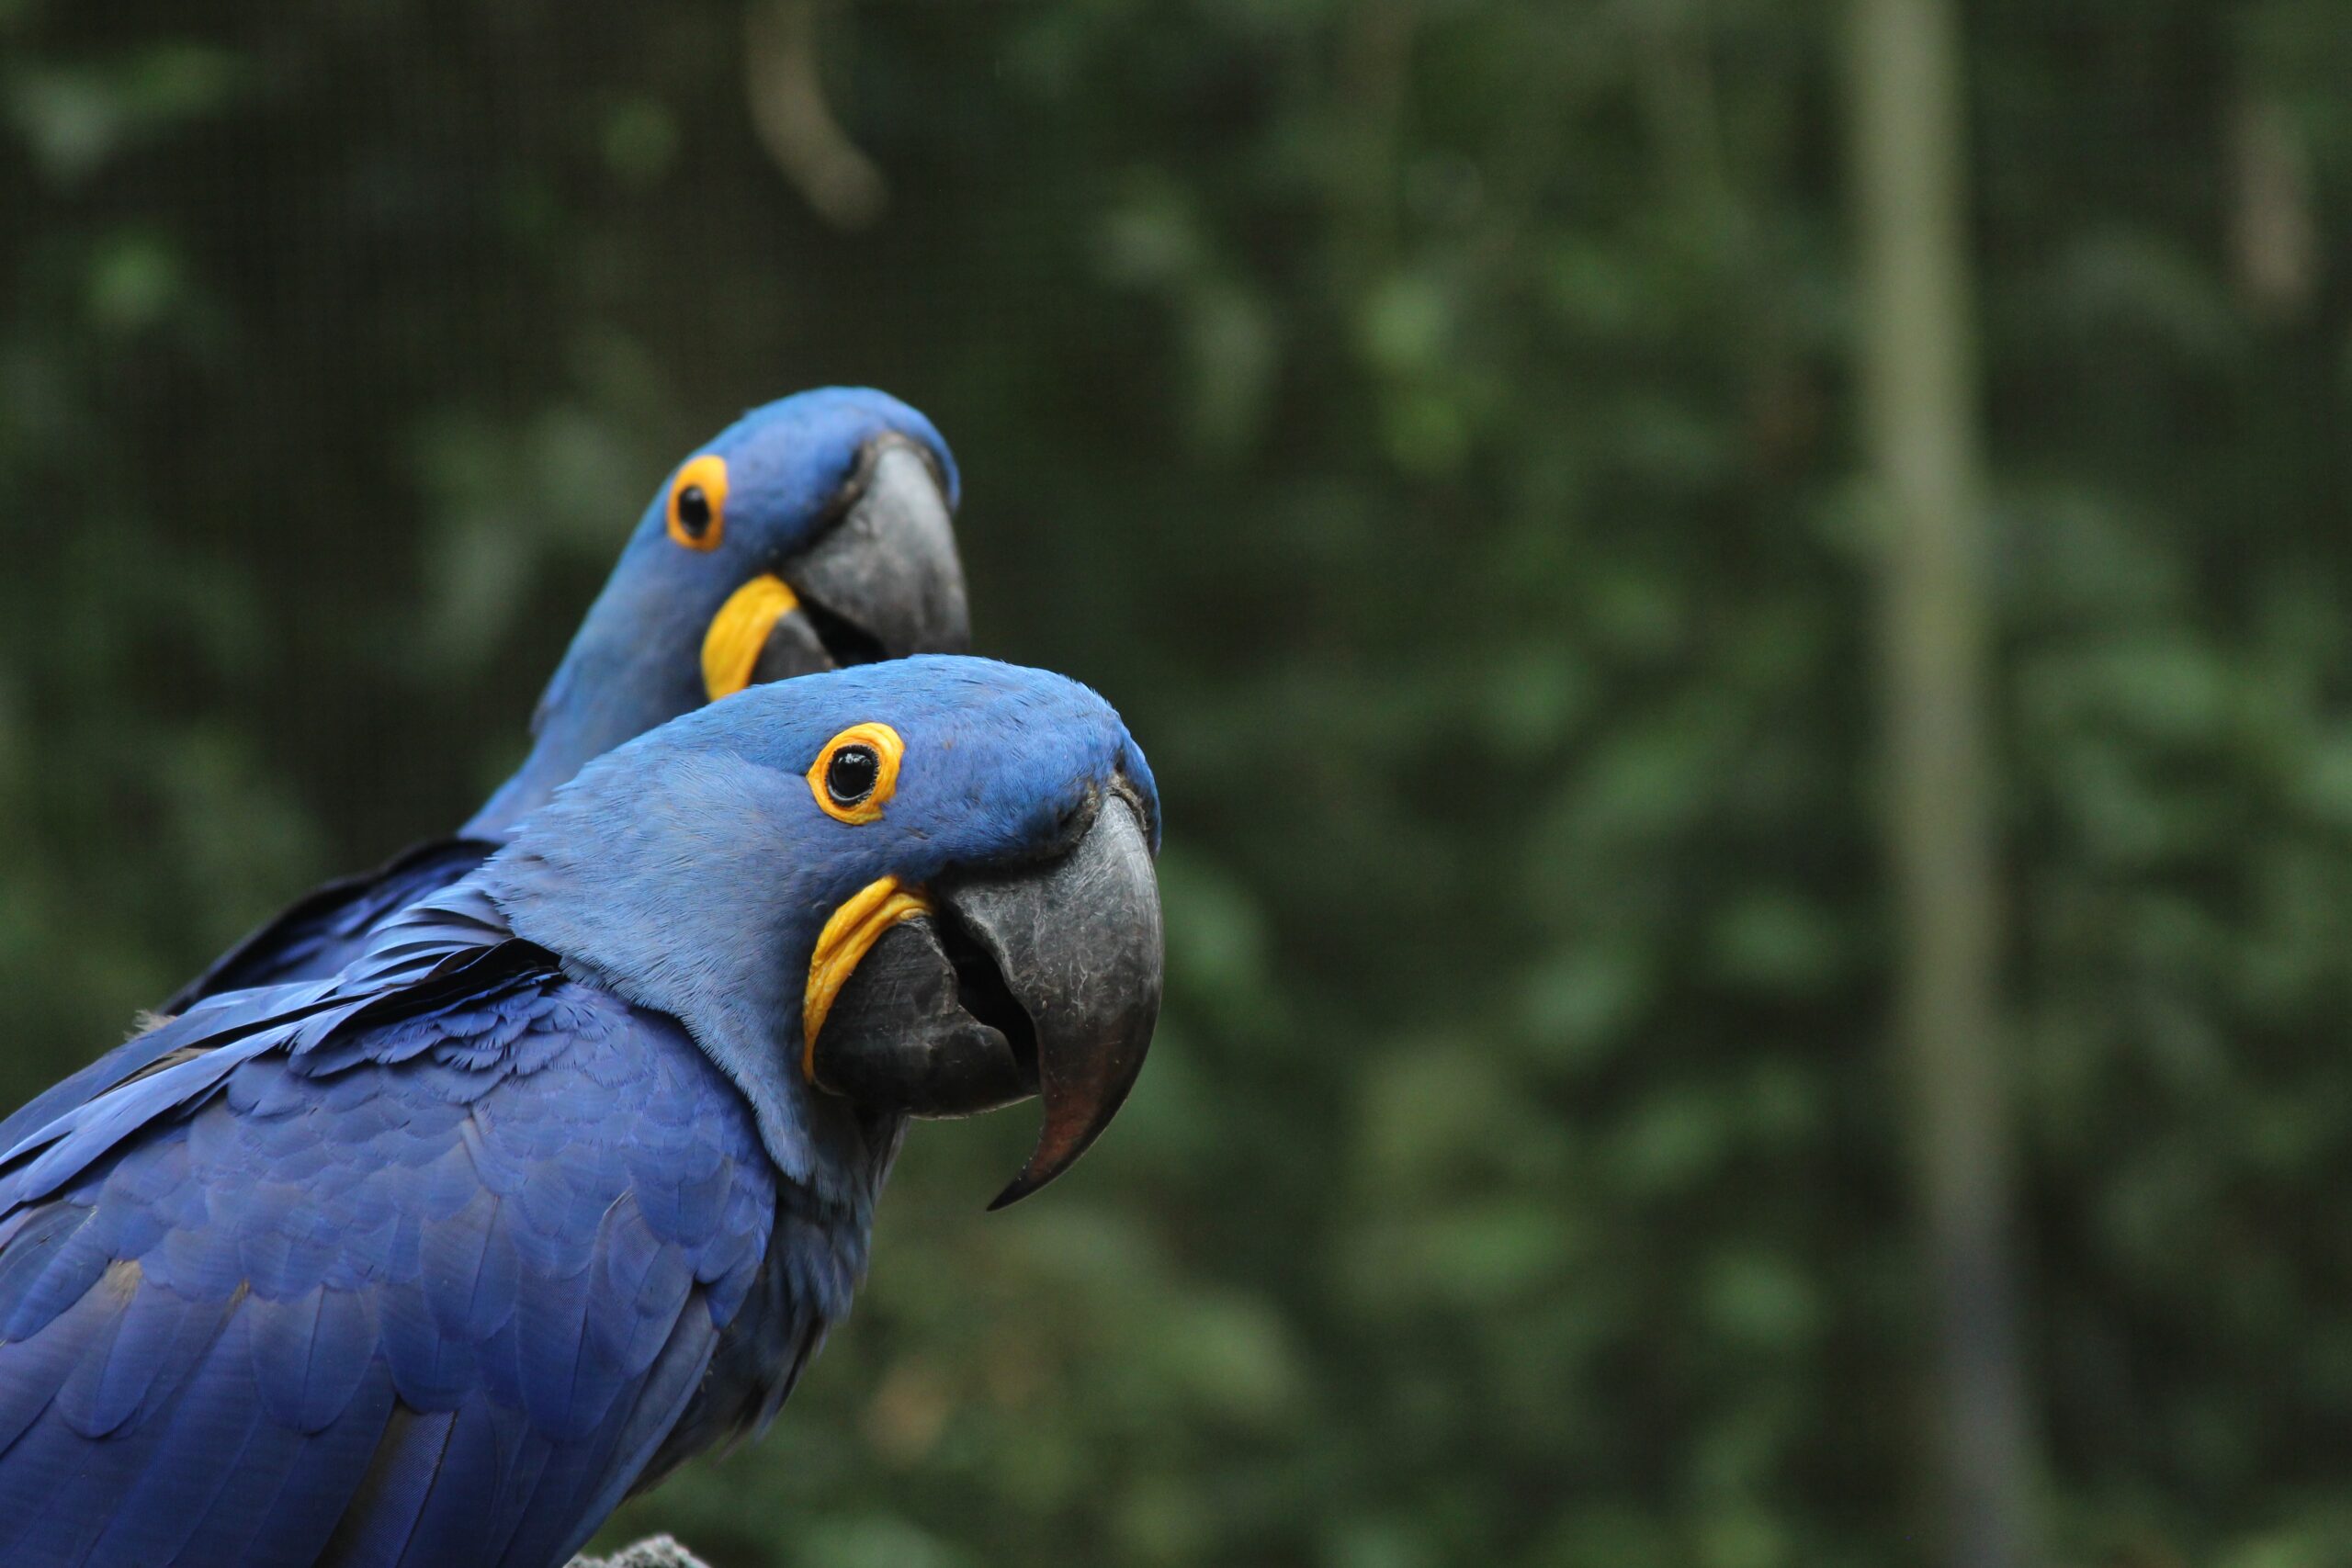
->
xmin=805 ymin=792 xmax=1163 ymax=1208
xmin=702 ymin=436 xmax=971 ymax=703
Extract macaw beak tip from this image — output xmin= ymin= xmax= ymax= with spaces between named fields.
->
xmin=983 ymin=1058 xmax=1135 ymax=1208
xmin=986 ymin=1175 xmax=1043 ymax=1213
xmin=958 ymin=795 xmax=1161 ymax=1210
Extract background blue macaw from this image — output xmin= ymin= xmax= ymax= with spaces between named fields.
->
xmin=166 ymin=386 xmax=967 ymax=1011
xmin=0 ymin=657 xmax=1162 ymax=1568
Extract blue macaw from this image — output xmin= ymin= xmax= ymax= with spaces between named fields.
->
xmin=168 ymin=386 xmax=967 ymax=1010
xmin=0 ymin=657 xmax=1162 ymax=1568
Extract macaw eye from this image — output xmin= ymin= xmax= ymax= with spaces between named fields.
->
xmin=808 ymin=723 xmax=905 ymax=825
xmin=667 ymin=454 xmax=729 ymax=551
xmin=826 ymin=746 xmax=880 ymax=806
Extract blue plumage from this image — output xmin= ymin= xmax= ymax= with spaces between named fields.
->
xmin=167 ymin=388 xmax=964 ymax=1014
xmin=0 ymin=658 xmax=1161 ymax=1567
xmin=0 ymin=911 xmax=806 ymax=1568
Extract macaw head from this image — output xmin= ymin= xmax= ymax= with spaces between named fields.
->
xmin=468 ymin=387 xmax=968 ymax=836
xmin=485 ymin=656 xmax=1162 ymax=1211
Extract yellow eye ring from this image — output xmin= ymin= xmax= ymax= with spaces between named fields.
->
xmin=808 ymin=723 xmax=904 ymax=825
xmin=667 ymin=454 xmax=729 ymax=550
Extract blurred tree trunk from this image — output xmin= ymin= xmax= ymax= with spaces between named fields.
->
xmin=1845 ymin=4 xmax=2040 ymax=1568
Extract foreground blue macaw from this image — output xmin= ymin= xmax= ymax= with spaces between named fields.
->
xmin=169 ymin=386 xmax=967 ymax=1010
xmin=0 ymin=658 xmax=1161 ymax=1568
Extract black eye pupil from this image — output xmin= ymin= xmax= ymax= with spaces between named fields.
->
xmin=676 ymin=484 xmax=711 ymax=536
xmin=826 ymin=745 xmax=880 ymax=806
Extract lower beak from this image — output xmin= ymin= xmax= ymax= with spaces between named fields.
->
xmin=700 ymin=438 xmax=970 ymax=704
xmin=806 ymin=794 xmax=1163 ymax=1208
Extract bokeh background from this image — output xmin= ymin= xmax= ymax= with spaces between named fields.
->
xmin=6 ymin=2 xmax=2352 ymax=1565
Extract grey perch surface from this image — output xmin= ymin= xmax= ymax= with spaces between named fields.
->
xmin=569 ymin=1539 xmax=712 ymax=1568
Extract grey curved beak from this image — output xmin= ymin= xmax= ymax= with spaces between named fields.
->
xmin=772 ymin=436 xmax=970 ymax=674
xmin=808 ymin=794 xmax=1163 ymax=1209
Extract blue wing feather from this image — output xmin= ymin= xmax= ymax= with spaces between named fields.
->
xmin=0 ymin=886 xmax=852 ymax=1568
xmin=80 ymin=1327 xmax=275 ymax=1568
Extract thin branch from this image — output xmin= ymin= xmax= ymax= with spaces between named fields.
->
xmin=745 ymin=0 xmax=888 ymax=231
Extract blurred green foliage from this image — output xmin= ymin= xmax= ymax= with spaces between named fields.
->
xmin=6 ymin=1 xmax=2352 ymax=1564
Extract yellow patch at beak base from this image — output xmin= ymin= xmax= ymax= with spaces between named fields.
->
xmin=702 ymin=574 xmax=802 ymax=703
xmin=803 ymin=875 xmax=935 ymax=1079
